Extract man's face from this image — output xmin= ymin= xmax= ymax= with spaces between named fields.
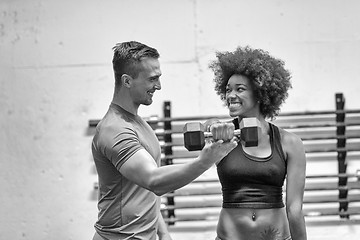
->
xmin=129 ymin=57 xmax=162 ymax=106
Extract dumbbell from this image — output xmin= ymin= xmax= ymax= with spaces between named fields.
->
xmin=183 ymin=118 xmax=260 ymax=151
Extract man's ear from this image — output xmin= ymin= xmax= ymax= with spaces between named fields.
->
xmin=121 ymin=74 xmax=132 ymax=88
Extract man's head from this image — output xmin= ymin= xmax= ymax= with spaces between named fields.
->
xmin=112 ymin=41 xmax=160 ymax=88
xmin=112 ymin=41 xmax=162 ymax=109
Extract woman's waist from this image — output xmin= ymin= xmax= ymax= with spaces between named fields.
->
xmin=219 ymin=207 xmax=287 ymax=219
xmin=217 ymin=208 xmax=290 ymax=239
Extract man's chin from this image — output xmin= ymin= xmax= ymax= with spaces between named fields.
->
xmin=142 ymin=99 xmax=153 ymax=106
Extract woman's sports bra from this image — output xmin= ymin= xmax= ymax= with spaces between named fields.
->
xmin=217 ymin=120 xmax=287 ymax=209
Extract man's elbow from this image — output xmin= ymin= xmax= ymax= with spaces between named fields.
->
xmin=150 ymin=187 xmax=166 ymax=196
xmin=147 ymin=179 xmax=168 ymax=196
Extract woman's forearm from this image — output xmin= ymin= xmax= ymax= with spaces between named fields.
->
xmin=288 ymin=211 xmax=307 ymax=240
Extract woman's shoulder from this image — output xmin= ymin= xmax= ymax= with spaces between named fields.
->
xmin=271 ymin=123 xmax=303 ymax=146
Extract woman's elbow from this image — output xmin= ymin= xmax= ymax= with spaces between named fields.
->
xmin=286 ymin=202 xmax=304 ymax=218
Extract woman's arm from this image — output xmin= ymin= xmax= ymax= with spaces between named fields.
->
xmin=282 ymin=130 xmax=307 ymax=240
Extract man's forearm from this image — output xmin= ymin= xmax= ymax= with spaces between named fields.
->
xmin=157 ymin=210 xmax=172 ymax=240
xmin=150 ymin=156 xmax=212 ymax=196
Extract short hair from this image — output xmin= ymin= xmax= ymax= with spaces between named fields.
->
xmin=209 ymin=46 xmax=292 ymax=119
xmin=112 ymin=41 xmax=160 ymax=87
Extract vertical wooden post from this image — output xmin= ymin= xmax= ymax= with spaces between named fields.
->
xmin=335 ymin=93 xmax=349 ymax=219
xmin=163 ymin=101 xmax=175 ymax=225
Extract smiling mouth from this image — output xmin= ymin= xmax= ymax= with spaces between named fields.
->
xmin=228 ymin=102 xmax=242 ymax=109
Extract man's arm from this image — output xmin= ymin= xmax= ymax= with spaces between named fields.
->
xmin=157 ymin=211 xmax=172 ymax=240
xmin=120 ymin=137 xmax=237 ymax=196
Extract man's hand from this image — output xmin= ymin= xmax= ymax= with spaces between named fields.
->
xmin=199 ymin=122 xmax=238 ymax=165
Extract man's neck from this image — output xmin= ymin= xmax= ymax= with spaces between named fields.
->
xmin=112 ymin=95 xmax=139 ymax=116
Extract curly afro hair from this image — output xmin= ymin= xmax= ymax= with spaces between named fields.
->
xmin=209 ymin=46 xmax=292 ymax=119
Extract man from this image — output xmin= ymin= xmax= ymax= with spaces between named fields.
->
xmin=92 ymin=41 xmax=237 ymax=240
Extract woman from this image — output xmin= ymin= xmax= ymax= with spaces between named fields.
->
xmin=207 ymin=46 xmax=307 ymax=240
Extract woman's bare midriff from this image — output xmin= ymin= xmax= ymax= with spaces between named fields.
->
xmin=216 ymin=207 xmax=291 ymax=240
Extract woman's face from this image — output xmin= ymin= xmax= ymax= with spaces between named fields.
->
xmin=225 ymin=74 xmax=259 ymax=118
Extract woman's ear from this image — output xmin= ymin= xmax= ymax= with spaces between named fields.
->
xmin=121 ymin=74 xmax=132 ymax=88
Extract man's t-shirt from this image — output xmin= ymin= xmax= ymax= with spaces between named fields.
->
xmin=92 ymin=103 xmax=161 ymax=240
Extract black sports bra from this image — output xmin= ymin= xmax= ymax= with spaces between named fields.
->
xmin=217 ymin=120 xmax=287 ymax=209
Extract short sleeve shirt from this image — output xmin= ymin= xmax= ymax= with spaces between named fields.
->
xmin=92 ymin=103 xmax=161 ymax=240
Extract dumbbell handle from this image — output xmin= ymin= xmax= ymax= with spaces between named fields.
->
xmin=183 ymin=118 xmax=259 ymax=151
xmin=203 ymin=129 xmax=241 ymax=138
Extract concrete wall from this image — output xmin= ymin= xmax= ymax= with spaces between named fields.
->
xmin=1 ymin=0 xmax=359 ymax=239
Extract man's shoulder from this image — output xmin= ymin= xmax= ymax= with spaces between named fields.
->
xmin=94 ymin=112 xmax=138 ymax=144
xmin=100 ymin=110 xmax=134 ymax=130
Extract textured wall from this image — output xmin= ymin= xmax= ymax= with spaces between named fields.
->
xmin=1 ymin=0 xmax=360 ymax=239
